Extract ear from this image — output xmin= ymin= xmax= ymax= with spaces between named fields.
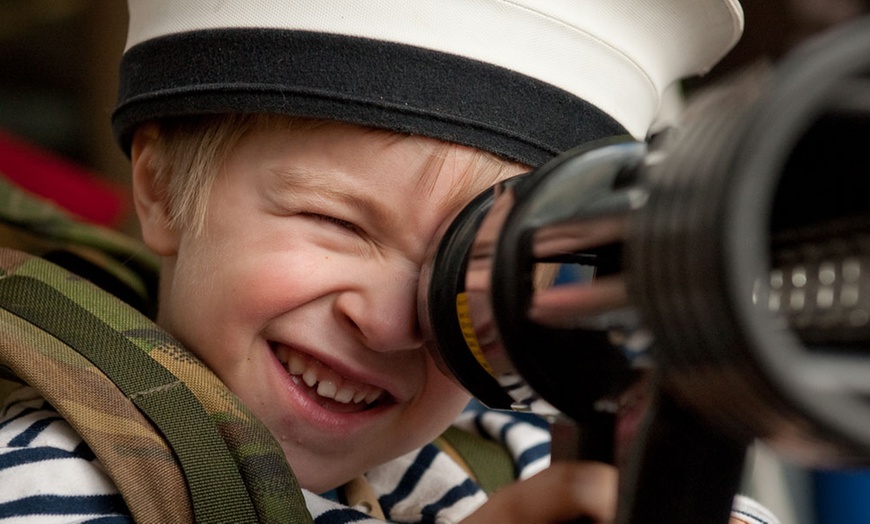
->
xmin=131 ymin=125 xmax=180 ymax=256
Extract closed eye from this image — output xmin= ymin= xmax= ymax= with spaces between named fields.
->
xmin=304 ymin=212 xmax=360 ymax=234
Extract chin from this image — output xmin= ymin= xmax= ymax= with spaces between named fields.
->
xmin=295 ymin=466 xmax=362 ymax=494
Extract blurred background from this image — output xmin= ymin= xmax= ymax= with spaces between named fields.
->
xmin=0 ymin=0 xmax=129 ymax=230
xmin=0 ymin=0 xmax=126 ymax=176
xmin=1 ymin=1 xmax=868 ymax=523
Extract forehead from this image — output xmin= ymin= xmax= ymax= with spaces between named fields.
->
xmin=244 ymin=118 xmax=529 ymax=207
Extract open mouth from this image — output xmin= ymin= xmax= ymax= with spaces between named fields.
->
xmin=272 ymin=343 xmax=388 ymax=413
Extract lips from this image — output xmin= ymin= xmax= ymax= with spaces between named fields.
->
xmin=272 ymin=343 xmax=387 ymax=413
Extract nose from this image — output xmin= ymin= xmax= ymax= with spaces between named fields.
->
xmin=334 ymin=258 xmax=424 ymax=353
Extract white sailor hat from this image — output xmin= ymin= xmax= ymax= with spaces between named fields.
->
xmin=112 ymin=0 xmax=743 ymax=166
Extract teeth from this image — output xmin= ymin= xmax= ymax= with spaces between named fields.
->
xmin=364 ymin=388 xmax=382 ymax=404
xmin=302 ymin=367 xmax=318 ymax=388
xmin=317 ymin=380 xmax=338 ymax=398
xmin=334 ymin=387 xmax=355 ymax=404
xmin=273 ymin=344 xmax=386 ymax=406
xmin=287 ymin=352 xmax=307 ymax=375
xmin=275 ymin=345 xmax=290 ymax=365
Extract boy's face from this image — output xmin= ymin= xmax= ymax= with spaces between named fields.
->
xmin=135 ymin=121 xmax=524 ymax=492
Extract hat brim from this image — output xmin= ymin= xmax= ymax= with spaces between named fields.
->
xmin=112 ymin=29 xmax=628 ymax=166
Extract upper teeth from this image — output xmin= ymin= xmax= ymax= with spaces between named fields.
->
xmin=275 ymin=345 xmax=384 ymax=406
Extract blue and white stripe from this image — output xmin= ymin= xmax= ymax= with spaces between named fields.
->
xmin=1 ymin=386 xmax=780 ymax=523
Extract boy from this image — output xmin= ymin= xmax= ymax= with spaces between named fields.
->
xmin=1 ymin=1 xmax=776 ymax=522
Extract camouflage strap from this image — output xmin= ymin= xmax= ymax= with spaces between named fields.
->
xmin=0 ymin=285 xmax=196 ymax=522
xmin=0 ymin=249 xmax=313 ymax=523
xmin=0 ymin=274 xmax=259 ymax=522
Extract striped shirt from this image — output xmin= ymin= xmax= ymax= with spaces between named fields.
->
xmin=0 ymin=387 xmax=130 ymax=523
xmin=0 ymin=386 xmax=778 ymax=523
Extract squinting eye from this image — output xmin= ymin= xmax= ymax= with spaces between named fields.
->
xmin=306 ymin=213 xmax=359 ymax=233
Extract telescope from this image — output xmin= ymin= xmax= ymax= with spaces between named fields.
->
xmin=419 ymin=15 xmax=870 ymax=524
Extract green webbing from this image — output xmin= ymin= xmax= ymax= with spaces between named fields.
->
xmin=438 ymin=426 xmax=516 ymax=495
xmin=0 ymin=275 xmax=259 ymax=523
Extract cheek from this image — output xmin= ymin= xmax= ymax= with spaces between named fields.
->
xmin=163 ymin=240 xmax=301 ymax=357
xmin=176 ymin=234 xmax=317 ymax=312
xmin=416 ymin=356 xmax=473 ymax=430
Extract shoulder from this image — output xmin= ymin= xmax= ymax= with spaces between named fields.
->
xmin=730 ymin=494 xmax=782 ymax=524
xmin=452 ymin=399 xmax=551 ymax=479
xmin=0 ymin=385 xmax=132 ymax=522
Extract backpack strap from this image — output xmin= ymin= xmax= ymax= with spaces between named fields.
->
xmin=435 ymin=425 xmax=516 ymax=495
xmin=0 ymin=249 xmax=313 ymax=523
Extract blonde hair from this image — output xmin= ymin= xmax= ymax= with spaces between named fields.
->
xmin=145 ymin=114 xmax=527 ymax=235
